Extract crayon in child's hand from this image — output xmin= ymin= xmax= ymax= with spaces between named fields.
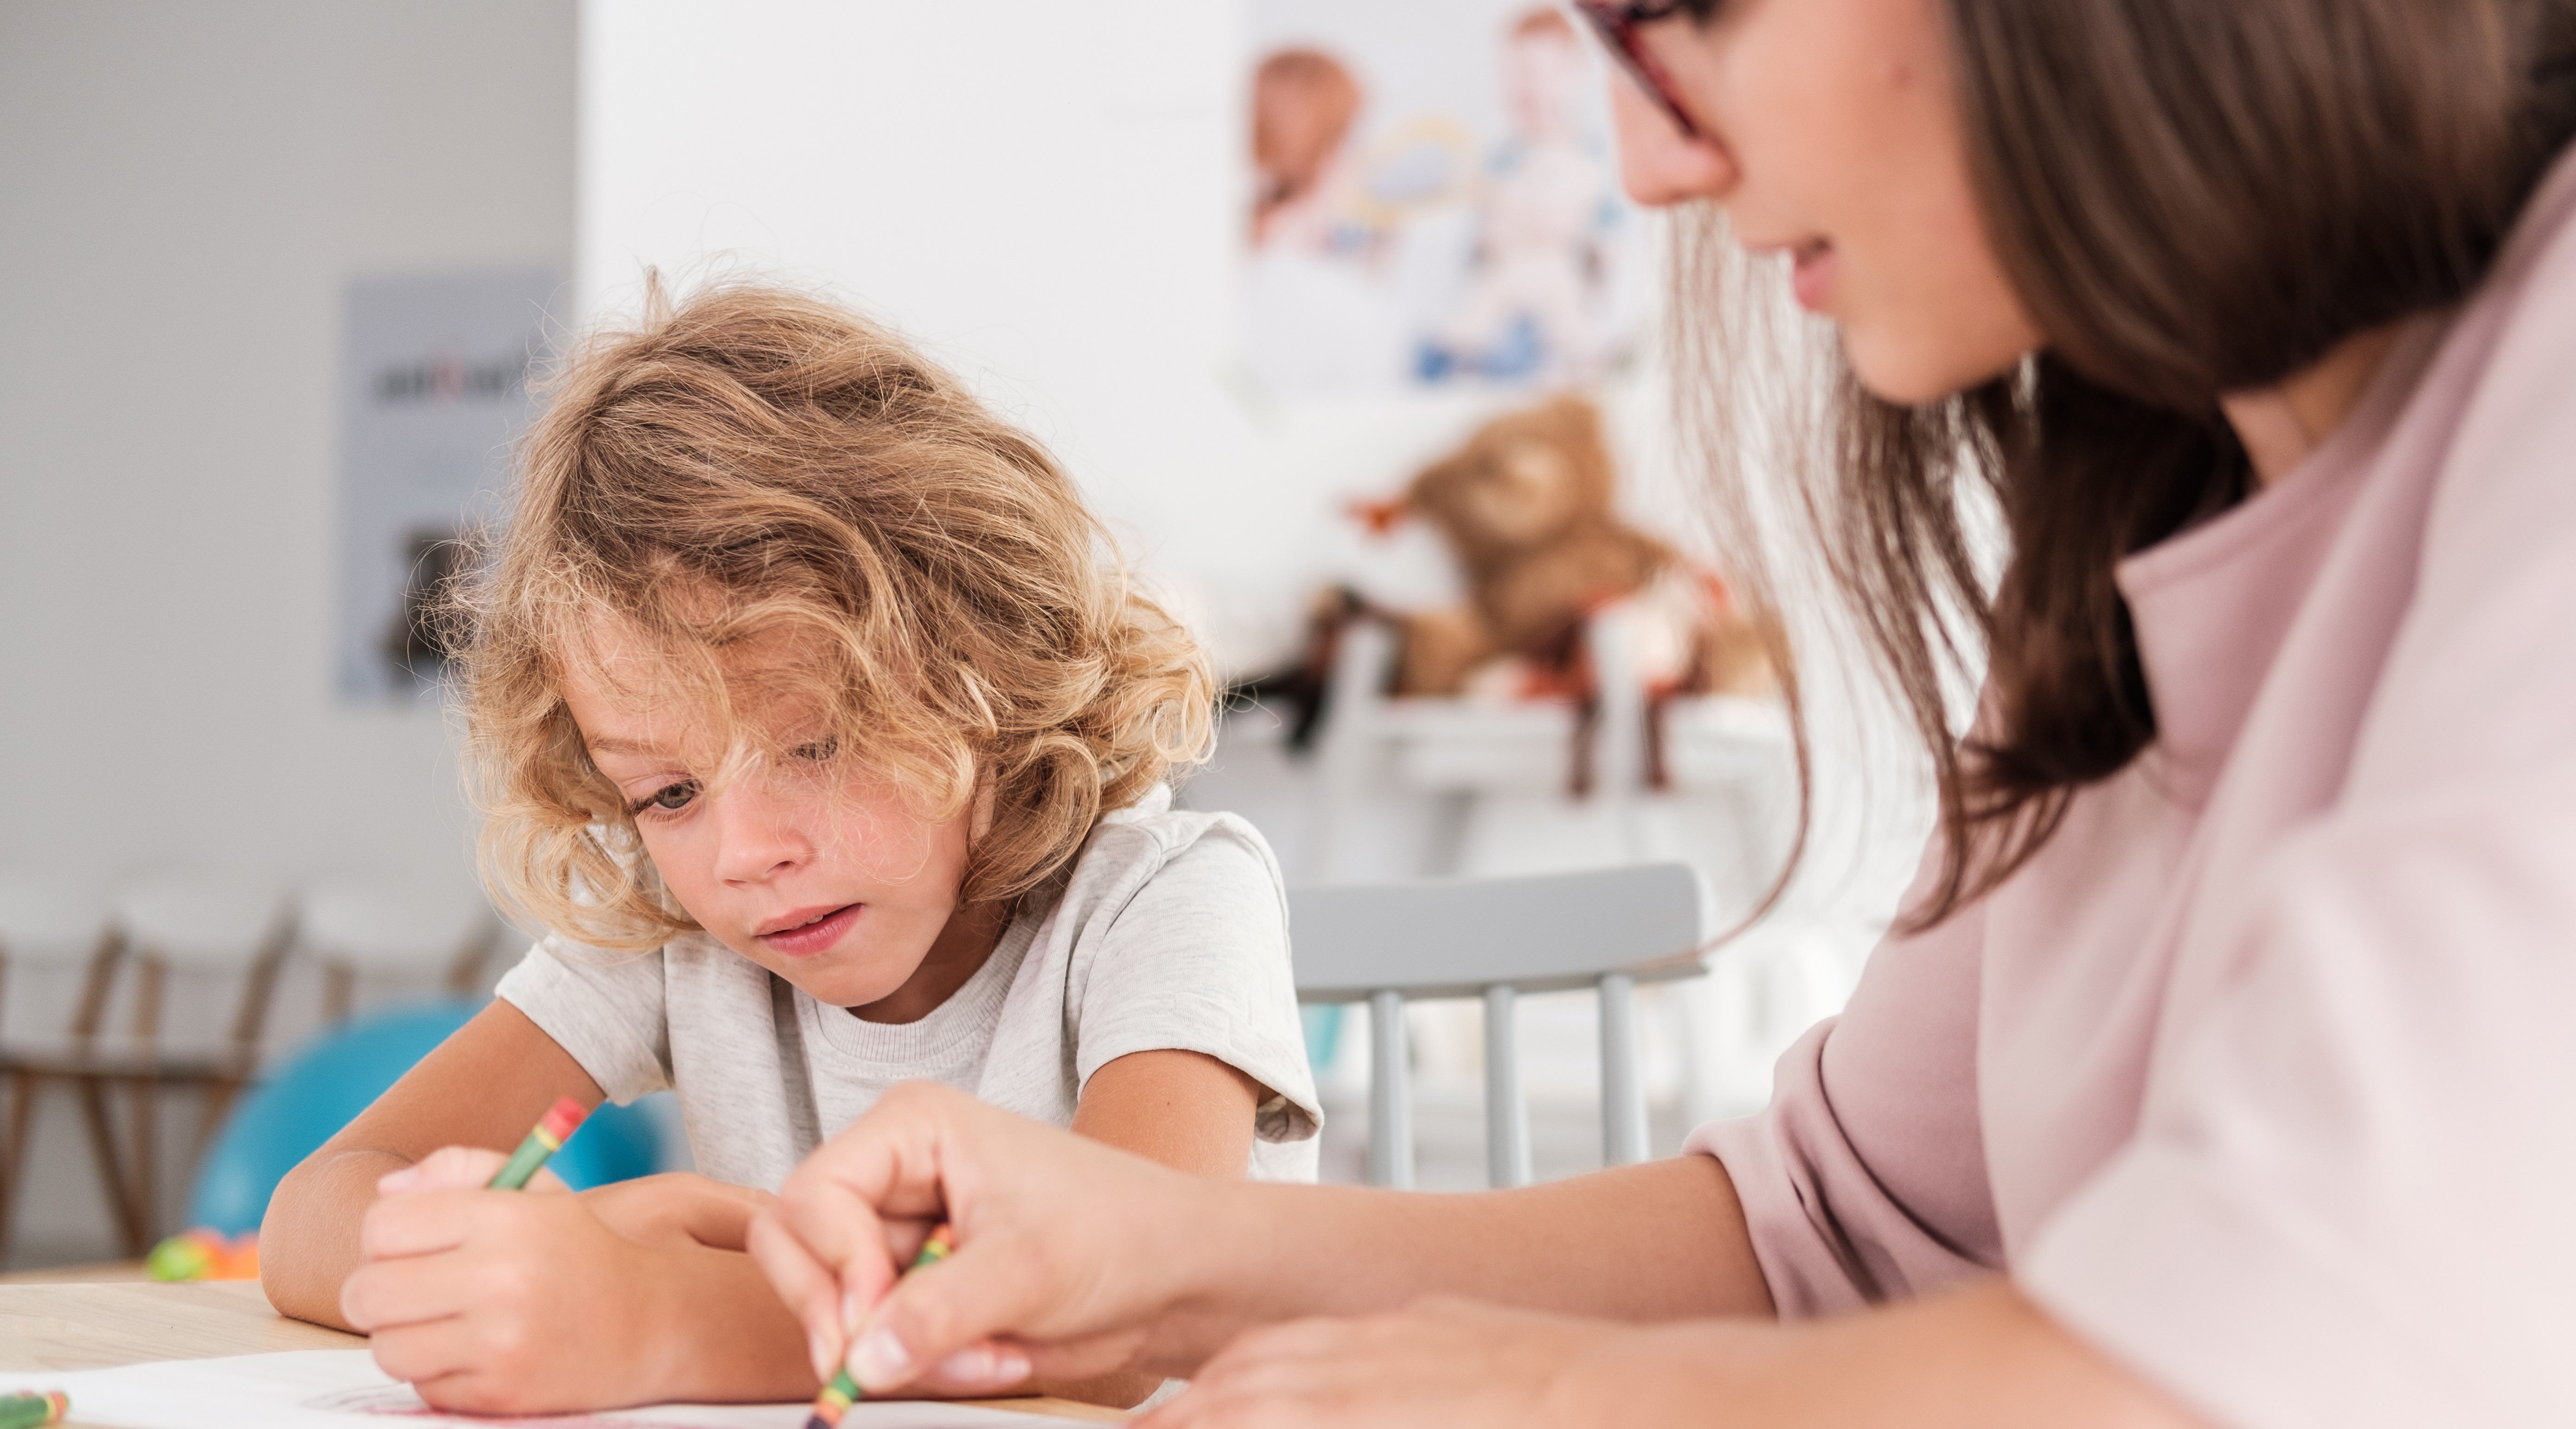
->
xmin=488 ymin=1096 xmax=589 ymax=1191
xmin=0 ymin=1390 xmax=68 ymax=1428
xmin=806 ymin=1224 xmax=956 ymax=1429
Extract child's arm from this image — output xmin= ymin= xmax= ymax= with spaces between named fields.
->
xmin=260 ymin=1000 xmax=603 ymax=1329
xmin=263 ymin=1000 xmax=823 ymax=1414
xmin=1018 ymin=1048 xmax=1261 ymax=1407
xmin=1070 ymin=1047 xmax=1261 ymax=1175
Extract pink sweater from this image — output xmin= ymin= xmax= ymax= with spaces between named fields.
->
xmin=1692 ymin=147 xmax=2576 ymax=1429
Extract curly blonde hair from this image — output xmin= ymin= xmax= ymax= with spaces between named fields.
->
xmin=458 ymin=280 xmax=1216 ymax=950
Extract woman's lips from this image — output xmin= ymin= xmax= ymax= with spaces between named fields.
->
xmin=1790 ymin=239 xmax=1838 ymax=312
xmin=756 ymin=902 xmax=863 ymax=958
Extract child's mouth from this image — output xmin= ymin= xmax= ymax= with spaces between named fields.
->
xmin=756 ymin=902 xmax=863 ymax=957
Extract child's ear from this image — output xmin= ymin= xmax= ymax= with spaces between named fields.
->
xmin=969 ymin=771 xmax=996 ymax=843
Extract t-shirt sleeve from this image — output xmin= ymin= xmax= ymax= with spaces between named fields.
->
xmin=1686 ymin=842 xmax=2003 ymax=1316
xmin=492 ymin=936 xmax=674 ymax=1105
xmin=1070 ymin=820 xmax=1322 ymax=1147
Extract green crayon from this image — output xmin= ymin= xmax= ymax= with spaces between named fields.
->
xmin=488 ymin=1096 xmax=589 ymax=1190
xmin=806 ymin=1225 xmax=957 ymax=1429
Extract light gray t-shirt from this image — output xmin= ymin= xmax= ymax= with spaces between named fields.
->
xmin=495 ymin=790 xmax=1322 ymax=1188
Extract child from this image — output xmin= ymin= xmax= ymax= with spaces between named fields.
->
xmin=258 ymin=282 xmax=1320 ymax=1416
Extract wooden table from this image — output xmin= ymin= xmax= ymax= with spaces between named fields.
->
xmin=0 ymin=1279 xmax=1122 ymax=1423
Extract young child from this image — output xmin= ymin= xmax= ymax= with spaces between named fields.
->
xmin=258 ymin=282 xmax=1320 ymax=1416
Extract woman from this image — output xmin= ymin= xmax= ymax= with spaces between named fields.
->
xmin=748 ymin=0 xmax=2576 ymax=1423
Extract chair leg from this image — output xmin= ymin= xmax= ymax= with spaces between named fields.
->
xmin=321 ymin=965 xmax=353 ymax=1025
xmin=127 ymin=1072 xmax=160 ymax=1247
xmin=72 ymin=1075 xmax=143 ymax=1256
xmin=0 ymin=1071 xmax=35 ymax=1267
xmin=127 ymin=959 xmax=165 ymax=1247
xmin=187 ymin=1074 xmax=245 ymax=1191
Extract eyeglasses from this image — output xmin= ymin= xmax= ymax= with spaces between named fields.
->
xmin=1572 ymin=0 xmax=1703 ymax=141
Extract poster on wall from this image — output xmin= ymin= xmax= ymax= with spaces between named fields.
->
xmin=336 ymin=269 xmax=558 ymax=703
xmin=1245 ymin=0 xmax=1647 ymax=397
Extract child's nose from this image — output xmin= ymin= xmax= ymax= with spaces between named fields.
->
xmin=709 ymin=783 xmax=814 ymax=883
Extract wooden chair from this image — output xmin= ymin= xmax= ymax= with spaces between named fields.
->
xmin=93 ymin=877 xmax=294 ymax=1251
xmin=1290 ymin=862 xmax=1708 ymax=1189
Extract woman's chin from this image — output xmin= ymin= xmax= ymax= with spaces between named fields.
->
xmin=1844 ymin=331 xmax=2030 ymax=408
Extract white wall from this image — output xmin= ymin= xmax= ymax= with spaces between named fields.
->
xmin=0 ymin=0 xmax=576 ymax=896
xmin=0 ymin=0 xmax=576 ymax=1261
xmin=579 ymin=0 xmax=1711 ymax=675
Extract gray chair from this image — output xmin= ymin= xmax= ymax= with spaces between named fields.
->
xmin=1291 ymin=862 xmax=1708 ymax=1189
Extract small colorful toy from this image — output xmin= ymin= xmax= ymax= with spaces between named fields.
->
xmin=144 ymin=1228 xmax=259 ymax=1282
xmin=0 ymin=1390 xmax=67 ymax=1428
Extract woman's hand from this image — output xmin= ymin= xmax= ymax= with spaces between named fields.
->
xmin=1141 ymin=1281 xmax=2209 ymax=1429
xmin=1140 ymin=1298 xmax=1619 ymax=1429
xmin=749 ymin=1081 xmax=1225 ymax=1396
xmin=342 ymin=1147 xmax=683 ymax=1414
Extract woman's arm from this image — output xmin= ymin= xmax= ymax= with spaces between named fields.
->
xmin=1152 ymin=1279 xmax=2199 ymax=1429
xmin=259 ymin=999 xmax=603 ymax=1328
xmin=750 ymin=1082 xmax=1773 ymax=1396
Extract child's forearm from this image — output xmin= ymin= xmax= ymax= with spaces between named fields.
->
xmin=260 ymin=1147 xmax=415 ymax=1331
xmin=630 ymin=1243 xmax=821 ymax=1402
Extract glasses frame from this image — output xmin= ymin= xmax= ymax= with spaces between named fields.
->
xmin=1572 ymin=0 xmax=1704 ymax=141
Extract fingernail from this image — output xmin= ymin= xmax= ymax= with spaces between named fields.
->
xmin=937 ymin=1345 xmax=1029 ymax=1386
xmin=376 ymin=1169 xmax=416 ymax=1193
xmin=849 ymin=1327 xmax=912 ymax=1389
xmin=808 ymin=1332 xmax=833 ymax=1380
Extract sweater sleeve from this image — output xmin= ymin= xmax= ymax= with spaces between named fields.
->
xmin=1686 ymin=846 xmax=2005 ymax=1316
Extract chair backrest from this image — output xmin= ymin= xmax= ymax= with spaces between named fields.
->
xmin=1291 ymin=862 xmax=1706 ymax=1189
xmin=0 ymin=874 xmax=113 ymax=1047
xmin=297 ymin=876 xmax=499 ymax=1017
xmin=113 ymin=874 xmax=294 ymax=1058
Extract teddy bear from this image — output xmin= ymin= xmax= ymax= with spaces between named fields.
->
xmin=1242 ymin=394 xmax=1777 ymax=782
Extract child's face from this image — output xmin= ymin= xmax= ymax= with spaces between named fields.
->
xmin=558 ymin=621 xmax=977 ymax=1010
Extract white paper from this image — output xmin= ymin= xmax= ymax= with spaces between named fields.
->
xmin=0 ymin=1350 xmax=1085 ymax=1429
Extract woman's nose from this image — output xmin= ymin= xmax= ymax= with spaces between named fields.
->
xmin=1608 ymin=74 xmax=1737 ymax=206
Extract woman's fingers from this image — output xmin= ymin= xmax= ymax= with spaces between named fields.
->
xmin=760 ymin=1081 xmax=1212 ymax=1392
xmin=846 ymin=1236 xmax=1071 ymax=1391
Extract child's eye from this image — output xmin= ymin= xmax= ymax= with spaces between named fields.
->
xmin=628 ymin=781 xmax=700 ymax=817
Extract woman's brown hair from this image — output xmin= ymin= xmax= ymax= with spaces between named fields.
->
xmin=1679 ymin=0 xmax=2576 ymax=927
xmin=458 ymin=281 xmax=1215 ymax=950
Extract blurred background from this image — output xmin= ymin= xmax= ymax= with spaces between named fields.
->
xmin=0 ymin=0 xmax=1935 ymax=1270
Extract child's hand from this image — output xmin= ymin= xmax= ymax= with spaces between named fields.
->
xmin=582 ymin=1172 xmax=775 ymax=1252
xmin=343 ymin=1148 xmax=676 ymax=1414
xmin=747 ymin=1081 xmax=1220 ymax=1398
xmin=372 ymin=1144 xmax=570 ymax=1197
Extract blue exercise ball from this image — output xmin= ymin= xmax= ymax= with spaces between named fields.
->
xmin=189 ymin=999 xmax=662 ymax=1236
